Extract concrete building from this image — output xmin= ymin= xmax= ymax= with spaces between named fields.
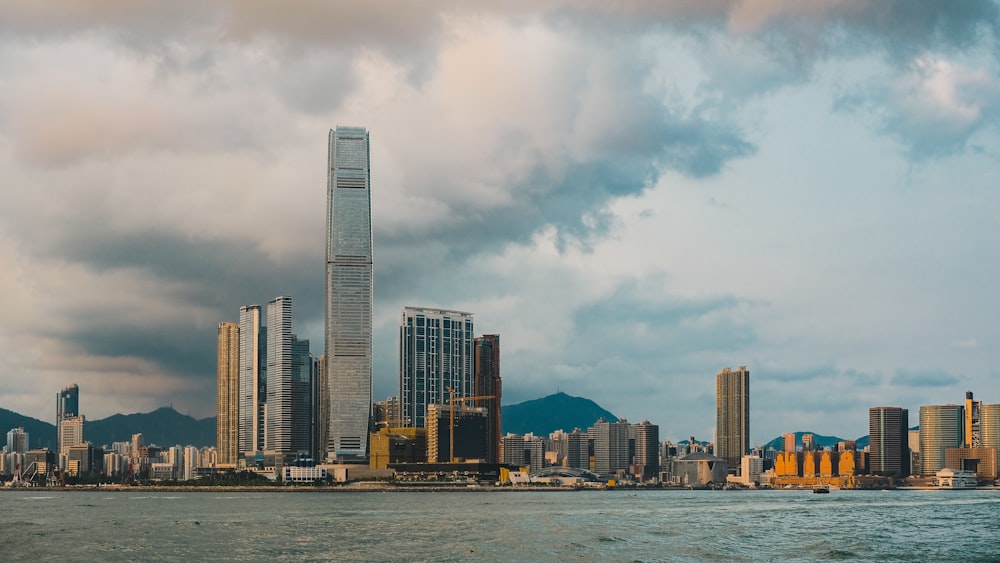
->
xmin=325 ymin=126 xmax=374 ymax=462
xmin=783 ymin=433 xmax=795 ymax=452
xmin=239 ymin=304 xmax=266 ymax=456
xmin=633 ymin=420 xmax=660 ymax=481
xmin=369 ymin=427 xmax=426 ymax=469
xmin=565 ymin=429 xmax=590 ymax=471
xmin=944 ymin=447 xmax=997 ymax=480
xmin=399 ymin=307 xmax=475 ymax=429
xmin=674 ymin=452 xmax=728 ymax=486
xmin=6 ymin=427 xmax=28 ymax=453
xmin=500 ymin=433 xmax=546 ymax=471
xmin=473 ymin=334 xmax=502 ymax=463
xmin=216 ymin=321 xmax=240 ymax=465
xmin=869 ymin=407 xmax=910 ymax=477
xmin=589 ymin=418 xmax=630 ymax=478
xmin=58 ymin=415 xmax=85 ymax=465
xmin=920 ymin=404 xmax=964 ymax=476
xmin=56 ymin=384 xmax=80 ymax=460
xmin=716 ymin=366 xmax=750 ymax=471
xmin=66 ymin=443 xmax=103 ymax=477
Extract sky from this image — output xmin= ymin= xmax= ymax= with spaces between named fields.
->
xmin=1 ymin=1 xmax=998 ymax=446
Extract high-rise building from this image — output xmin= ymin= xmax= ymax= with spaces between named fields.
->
xmin=266 ymin=296 xmax=293 ymax=454
xmin=474 ymin=334 xmax=502 ymax=463
xmin=57 ymin=384 xmax=79 ymax=421
xmin=290 ymin=336 xmax=315 ymax=458
xmin=216 ymin=321 xmax=239 ymax=465
xmin=919 ymin=404 xmax=964 ymax=476
xmin=716 ymin=365 xmax=750 ymax=471
xmin=239 ymin=304 xmax=266 ymax=455
xmin=589 ymin=418 xmax=630 ymax=477
xmin=59 ymin=415 xmax=85 ymax=459
xmin=6 ymin=427 xmax=29 ymax=453
xmin=633 ymin=420 xmax=660 ymax=481
xmin=56 ymin=384 xmax=80 ymax=460
xmin=399 ymin=307 xmax=475 ymax=429
xmin=325 ymin=126 xmax=374 ymax=462
xmin=869 ymin=407 xmax=910 ymax=477
xmin=783 ymin=433 xmax=795 ymax=452
xmin=965 ymin=391 xmax=982 ymax=448
xmin=982 ymin=403 xmax=1000 ymax=472
xmin=565 ymin=429 xmax=590 ymax=471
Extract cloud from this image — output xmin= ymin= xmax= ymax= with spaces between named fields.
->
xmin=890 ymin=369 xmax=961 ymax=388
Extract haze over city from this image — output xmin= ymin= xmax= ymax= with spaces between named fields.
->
xmin=1 ymin=2 xmax=998 ymax=445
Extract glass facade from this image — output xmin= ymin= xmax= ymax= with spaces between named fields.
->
xmin=399 ymin=307 xmax=475 ymax=429
xmin=325 ymin=127 xmax=373 ymax=461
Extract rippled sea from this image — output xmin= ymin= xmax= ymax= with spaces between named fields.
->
xmin=3 ymin=488 xmax=999 ymax=561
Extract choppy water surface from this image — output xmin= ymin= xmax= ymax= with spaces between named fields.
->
xmin=2 ymin=489 xmax=998 ymax=561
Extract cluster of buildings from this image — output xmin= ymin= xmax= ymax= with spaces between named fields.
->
xmin=2 ymin=384 xmax=221 ymax=484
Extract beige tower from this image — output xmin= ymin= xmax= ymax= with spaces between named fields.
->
xmin=716 ymin=365 xmax=750 ymax=472
xmin=216 ymin=321 xmax=239 ymax=465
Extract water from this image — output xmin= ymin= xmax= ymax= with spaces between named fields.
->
xmin=3 ymin=489 xmax=999 ymax=561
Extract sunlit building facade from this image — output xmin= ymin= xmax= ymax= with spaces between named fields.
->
xmin=716 ymin=366 xmax=750 ymax=471
xmin=239 ymin=304 xmax=265 ymax=455
xmin=919 ymin=404 xmax=964 ymax=476
xmin=216 ymin=321 xmax=239 ymax=465
xmin=325 ymin=126 xmax=374 ymax=462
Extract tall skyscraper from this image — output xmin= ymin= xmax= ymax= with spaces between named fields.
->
xmin=56 ymin=384 xmax=81 ymax=460
xmin=266 ymin=296 xmax=293 ymax=454
xmin=589 ymin=418 xmax=631 ymax=477
xmin=325 ymin=126 xmax=374 ymax=462
xmin=216 ymin=321 xmax=240 ymax=465
xmin=919 ymin=404 xmax=964 ymax=476
xmin=239 ymin=304 xmax=266 ymax=455
xmin=869 ymin=406 xmax=910 ymax=477
xmin=399 ymin=307 xmax=475 ymax=429
xmin=965 ymin=391 xmax=982 ymax=448
xmin=474 ymin=334 xmax=502 ymax=463
xmin=633 ymin=420 xmax=660 ymax=481
xmin=715 ymin=365 xmax=750 ymax=471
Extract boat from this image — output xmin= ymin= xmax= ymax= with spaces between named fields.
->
xmin=812 ymin=484 xmax=831 ymax=494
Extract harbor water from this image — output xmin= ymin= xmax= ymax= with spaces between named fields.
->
xmin=2 ymin=488 xmax=999 ymax=561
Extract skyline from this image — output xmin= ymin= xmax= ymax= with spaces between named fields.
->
xmin=1 ymin=3 xmax=999 ymax=445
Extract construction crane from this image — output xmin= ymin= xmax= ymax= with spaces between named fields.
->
xmin=445 ymin=386 xmax=496 ymax=463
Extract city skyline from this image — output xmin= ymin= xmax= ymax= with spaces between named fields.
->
xmin=1 ymin=4 xmax=999 ymax=445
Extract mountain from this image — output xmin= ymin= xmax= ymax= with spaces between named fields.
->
xmin=501 ymin=392 xmax=618 ymax=436
xmin=0 ymin=406 xmax=216 ymax=449
xmin=85 ymin=407 xmax=216 ymax=448
xmin=0 ymin=408 xmax=57 ymax=450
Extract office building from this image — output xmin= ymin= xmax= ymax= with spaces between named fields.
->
xmin=399 ymin=307 xmax=475 ymax=429
xmin=783 ymin=433 xmax=795 ymax=452
xmin=325 ymin=126 xmax=374 ymax=462
xmin=239 ymin=304 xmax=266 ymax=455
xmin=58 ymin=415 xmax=85 ymax=460
xmin=716 ymin=365 xmax=750 ymax=471
xmin=216 ymin=321 xmax=239 ymax=465
xmin=633 ymin=420 xmax=660 ymax=481
xmin=474 ymin=334 xmax=502 ymax=463
xmin=290 ymin=337 xmax=316 ymax=459
xmin=6 ymin=427 xmax=28 ymax=453
xmin=919 ymin=404 xmax=964 ymax=476
xmin=565 ymin=429 xmax=590 ymax=471
xmin=965 ymin=391 xmax=982 ymax=448
xmin=869 ymin=407 xmax=910 ymax=477
xmin=56 ymin=384 xmax=80 ymax=459
xmin=266 ymin=296 xmax=294 ymax=454
xmin=589 ymin=418 xmax=630 ymax=477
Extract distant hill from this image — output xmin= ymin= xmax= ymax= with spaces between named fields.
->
xmin=0 ymin=408 xmax=57 ymax=450
xmin=0 ymin=406 xmax=216 ymax=449
xmin=501 ymin=392 xmax=618 ymax=436
xmin=86 ymin=407 xmax=216 ymax=448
